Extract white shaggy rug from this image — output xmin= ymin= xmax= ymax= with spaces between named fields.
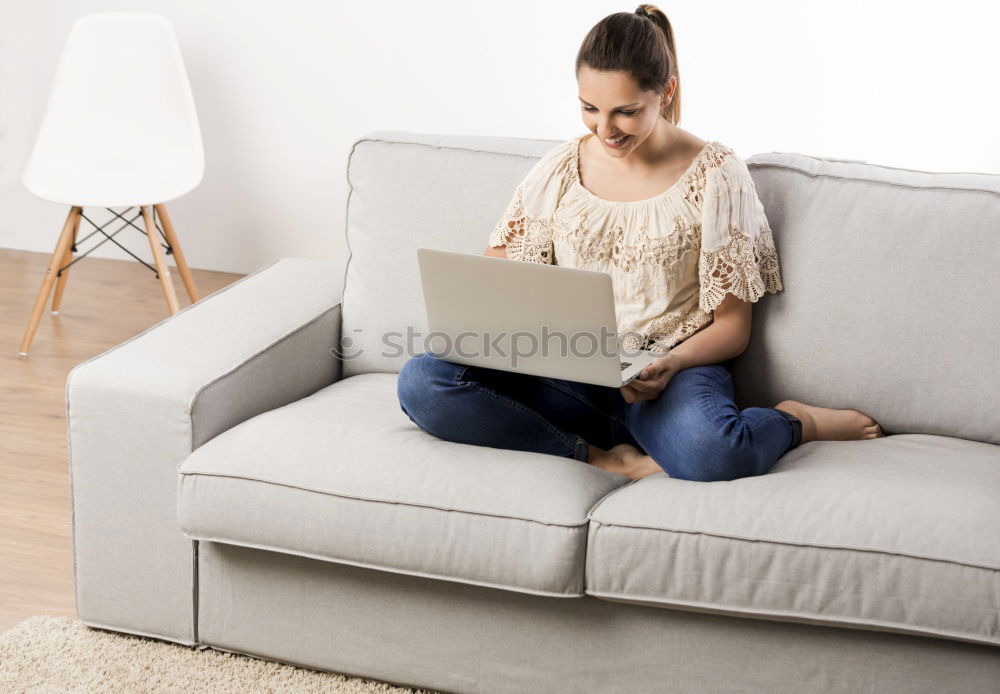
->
xmin=0 ymin=615 xmax=438 ymax=693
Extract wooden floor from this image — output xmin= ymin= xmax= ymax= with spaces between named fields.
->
xmin=0 ymin=246 xmax=244 ymax=634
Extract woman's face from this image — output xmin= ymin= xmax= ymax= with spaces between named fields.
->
xmin=577 ymin=66 xmax=674 ymax=158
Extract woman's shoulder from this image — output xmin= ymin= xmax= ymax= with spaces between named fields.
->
xmin=686 ymin=134 xmax=737 ymax=170
xmin=522 ymin=136 xmax=579 ymax=181
xmin=694 ymin=138 xmax=756 ymax=194
xmin=515 ymin=136 xmax=579 ymax=199
xmin=506 ymin=136 xmax=580 ymax=220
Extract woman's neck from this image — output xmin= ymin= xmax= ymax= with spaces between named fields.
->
xmin=597 ymin=121 xmax=683 ymax=174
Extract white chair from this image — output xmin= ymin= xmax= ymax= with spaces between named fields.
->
xmin=19 ymin=12 xmax=204 ymax=356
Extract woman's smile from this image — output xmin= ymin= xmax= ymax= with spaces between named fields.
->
xmin=603 ymin=134 xmax=632 ymax=148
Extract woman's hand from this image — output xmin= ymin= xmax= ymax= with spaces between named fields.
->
xmin=620 ymin=352 xmax=682 ymax=403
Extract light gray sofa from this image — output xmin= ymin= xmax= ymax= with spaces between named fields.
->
xmin=66 ymin=130 xmax=1000 ymax=693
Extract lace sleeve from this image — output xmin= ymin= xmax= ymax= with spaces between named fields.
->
xmin=698 ymin=155 xmax=783 ymax=312
xmin=488 ymin=184 xmax=555 ymax=265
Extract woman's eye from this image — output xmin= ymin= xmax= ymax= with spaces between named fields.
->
xmin=582 ymin=106 xmax=637 ymax=117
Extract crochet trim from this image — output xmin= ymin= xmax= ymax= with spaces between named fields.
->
xmin=488 ymin=135 xmax=784 ymax=353
xmin=699 ymin=222 xmax=783 ymax=313
xmin=487 ymin=185 xmax=554 ymax=264
xmin=618 ymin=306 xmax=715 ymax=354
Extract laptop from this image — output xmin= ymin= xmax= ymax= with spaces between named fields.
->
xmin=416 ymin=247 xmax=661 ymax=388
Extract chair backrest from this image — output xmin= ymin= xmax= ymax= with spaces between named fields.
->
xmin=22 ymin=12 xmax=204 ymax=207
xmin=341 ymin=130 xmax=1000 ymax=445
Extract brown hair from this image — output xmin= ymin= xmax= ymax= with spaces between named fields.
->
xmin=575 ymin=4 xmax=681 ymax=125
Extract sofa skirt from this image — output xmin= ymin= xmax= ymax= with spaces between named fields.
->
xmin=196 ymin=541 xmax=1000 ymax=694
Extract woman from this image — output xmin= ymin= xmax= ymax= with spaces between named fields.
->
xmin=397 ymin=5 xmax=884 ymax=482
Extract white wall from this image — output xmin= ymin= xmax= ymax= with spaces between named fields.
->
xmin=1 ymin=0 xmax=997 ymax=276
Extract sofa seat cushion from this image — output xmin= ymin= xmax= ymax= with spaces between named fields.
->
xmin=177 ymin=373 xmax=628 ymax=597
xmin=586 ymin=434 xmax=1000 ymax=648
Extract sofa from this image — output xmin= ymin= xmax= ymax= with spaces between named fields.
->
xmin=66 ymin=130 xmax=1000 ymax=693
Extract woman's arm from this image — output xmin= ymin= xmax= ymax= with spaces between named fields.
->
xmin=669 ymin=293 xmax=752 ymax=370
xmin=623 ymin=294 xmax=752 ymax=402
xmin=483 ymin=245 xmax=508 ymax=259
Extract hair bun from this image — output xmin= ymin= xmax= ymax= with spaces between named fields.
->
xmin=635 ymin=7 xmax=650 ymax=18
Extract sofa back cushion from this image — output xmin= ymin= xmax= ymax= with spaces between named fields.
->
xmin=341 ymin=130 xmax=1000 ymax=445
xmin=733 ymin=152 xmax=1000 ymax=445
xmin=340 ymin=131 xmax=557 ymax=379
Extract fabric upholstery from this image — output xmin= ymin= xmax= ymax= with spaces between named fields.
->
xmin=340 ymin=131 xmax=558 ymax=378
xmin=734 ymin=152 xmax=1000 ymax=446
xmin=339 ymin=131 xmax=1000 ymax=447
xmin=67 ymin=257 xmax=341 ymax=645
xmin=177 ymin=373 xmax=629 ymax=597
xmin=586 ymin=434 xmax=1000 ymax=647
xmin=197 ymin=541 xmax=1000 ymax=694
xmin=66 ymin=127 xmax=1000 ymax=692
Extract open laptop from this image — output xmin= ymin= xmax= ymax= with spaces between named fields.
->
xmin=416 ymin=248 xmax=661 ymax=388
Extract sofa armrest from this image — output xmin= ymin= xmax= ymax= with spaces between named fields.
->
xmin=66 ymin=256 xmax=342 ymax=645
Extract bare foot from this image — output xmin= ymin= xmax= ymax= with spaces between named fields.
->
xmin=774 ymin=399 xmax=886 ymax=444
xmin=588 ymin=443 xmax=664 ymax=480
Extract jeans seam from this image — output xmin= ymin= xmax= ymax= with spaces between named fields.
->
xmin=679 ymin=368 xmax=739 ymax=459
xmin=711 ymin=370 xmax=754 ymax=444
xmin=527 ymin=377 xmax=626 ymax=450
xmin=536 ymin=378 xmax=617 ymax=422
xmin=607 ymin=389 xmax=628 ymax=442
xmin=454 ymin=364 xmax=578 ymax=453
xmin=743 ymin=408 xmax=795 ymax=464
xmin=694 ymin=367 xmax=794 ymax=476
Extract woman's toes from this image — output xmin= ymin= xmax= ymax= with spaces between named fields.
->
xmin=864 ymin=422 xmax=886 ymax=439
xmin=609 ymin=444 xmax=661 ymax=480
xmin=609 ymin=443 xmax=641 ymax=459
xmin=855 ymin=412 xmax=876 ymax=428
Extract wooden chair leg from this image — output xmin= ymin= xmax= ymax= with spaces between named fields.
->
xmin=19 ymin=206 xmax=81 ymax=356
xmin=141 ymin=205 xmax=180 ymax=315
xmin=154 ymin=203 xmax=200 ymax=303
xmin=50 ymin=208 xmax=82 ymax=314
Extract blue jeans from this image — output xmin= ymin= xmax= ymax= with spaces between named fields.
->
xmin=396 ymin=351 xmax=803 ymax=482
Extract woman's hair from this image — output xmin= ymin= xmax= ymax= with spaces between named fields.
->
xmin=575 ymin=4 xmax=681 ymax=125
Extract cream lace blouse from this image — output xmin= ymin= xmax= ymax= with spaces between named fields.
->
xmin=487 ymin=133 xmax=783 ymax=353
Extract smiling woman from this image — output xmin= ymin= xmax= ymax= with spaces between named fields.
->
xmin=400 ymin=4 xmax=887 ymax=484
xmin=578 ymin=5 xmax=679 ymax=133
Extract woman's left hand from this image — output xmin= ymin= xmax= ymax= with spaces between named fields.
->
xmin=620 ymin=352 xmax=682 ymax=403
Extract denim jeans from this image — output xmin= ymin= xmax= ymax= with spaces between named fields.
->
xmin=396 ymin=351 xmax=803 ymax=482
